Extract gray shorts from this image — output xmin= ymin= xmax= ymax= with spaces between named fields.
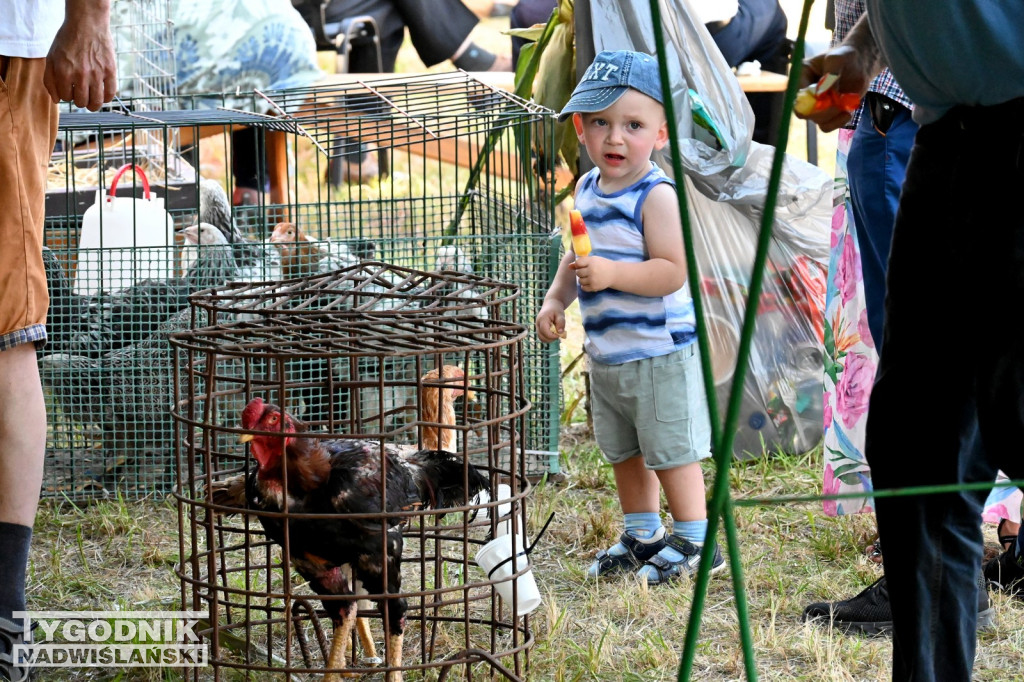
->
xmin=589 ymin=345 xmax=712 ymax=470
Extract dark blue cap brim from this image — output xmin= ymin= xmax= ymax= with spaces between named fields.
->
xmin=557 ymin=85 xmax=629 ymax=121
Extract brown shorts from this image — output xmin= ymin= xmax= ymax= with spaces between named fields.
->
xmin=0 ymin=56 xmax=58 ymax=348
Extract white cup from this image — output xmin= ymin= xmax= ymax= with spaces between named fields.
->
xmin=475 ymin=533 xmax=542 ymax=616
xmin=475 ymin=484 xmax=518 ymax=537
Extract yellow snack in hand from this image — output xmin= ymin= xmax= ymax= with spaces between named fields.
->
xmin=569 ymin=209 xmax=591 ymax=257
xmin=794 ymin=86 xmax=819 ymax=116
xmin=794 ymin=74 xmax=861 ymax=116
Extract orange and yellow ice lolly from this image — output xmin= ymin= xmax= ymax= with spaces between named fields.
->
xmin=569 ymin=209 xmax=591 ymax=257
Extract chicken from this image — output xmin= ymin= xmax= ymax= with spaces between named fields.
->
xmin=40 ymin=247 xmax=89 ymax=356
xmin=179 ymin=222 xmax=281 ymax=284
xmin=432 ymin=245 xmax=487 ymax=321
xmin=221 ymin=397 xmax=487 ymax=682
xmin=38 ymin=308 xmax=193 ymax=474
xmin=54 ymin=238 xmax=238 ymax=359
xmin=198 ymin=176 xmax=246 ymax=244
xmin=268 ymin=221 xmax=358 ymax=279
xmin=419 ymin=365 xmax=475 ymax=452
xmin=192 ymin=177 xmax=282 ymax=279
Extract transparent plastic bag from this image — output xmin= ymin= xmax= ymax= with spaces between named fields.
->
xmin=589 ymin=0 xmax=832 ymax=457
xmin=589 ymin=0 xmax=754 ymax=170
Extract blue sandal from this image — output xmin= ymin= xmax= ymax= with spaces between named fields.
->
xmin=587 ymin=527 xmax=666 ymax=578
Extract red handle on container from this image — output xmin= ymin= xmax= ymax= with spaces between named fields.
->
xmin=106 ymin=163 xmax=151 ymax=202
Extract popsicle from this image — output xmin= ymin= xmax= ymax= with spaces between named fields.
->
xmin=569 ymin=209 xmax=591 ymax=257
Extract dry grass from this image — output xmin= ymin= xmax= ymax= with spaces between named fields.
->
xmin=24 ymin=8 xmax=1024 ymax=682
xmin=27 ymin=437 xmax=1024 ymax=681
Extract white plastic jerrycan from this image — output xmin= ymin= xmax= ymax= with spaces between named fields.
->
xmin=74 ymin=163 xmax=175 ymax=296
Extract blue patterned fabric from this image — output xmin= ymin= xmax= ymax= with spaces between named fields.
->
xmin=111 ymin=0 xmax=323 ymax=114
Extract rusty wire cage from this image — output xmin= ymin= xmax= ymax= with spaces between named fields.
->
xmin=173 ymin=264 xmax=541 ymax=681
xmin=40 ymin=71 xmax=560 ymax=499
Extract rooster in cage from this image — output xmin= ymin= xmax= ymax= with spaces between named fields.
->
xmin=210 ymin=366 xmax=482 ymax=681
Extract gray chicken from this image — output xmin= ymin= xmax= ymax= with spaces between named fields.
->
xmin=39 ymin=307 xmax=245 ymax=485
xmin=40 ymin=247 xmax=89 ymax=356
xmin=180 ymin=222 xmax=281 ymax=283
xmin=197 ymin=176 xmax=273 ymax=272
xmin=51 ymin=237 xmax=237 ymax=358
xmin=198 ymin=176 xmax=246 ymax=244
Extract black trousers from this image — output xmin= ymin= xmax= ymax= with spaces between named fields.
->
xmin=321 ymin=0 xmax=479 ymax=71
xmin=867 ymin=97 xmax=1024 ymax=681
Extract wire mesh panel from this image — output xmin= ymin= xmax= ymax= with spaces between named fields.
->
xmin=40 ymin=71 xmax=560 ymax=500
xmin=173 ymin=265 xmax=538 ymax=681
xmin=110 ymin=0 xmax=176 ymax=101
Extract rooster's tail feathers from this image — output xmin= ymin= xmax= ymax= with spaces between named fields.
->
xmin=408 ymin=449 xmax=487 ymax=510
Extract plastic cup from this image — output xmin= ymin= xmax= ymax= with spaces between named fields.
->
xmin=475 ymin=533 xmax=542 ymax=616
xmin=476 ymin=484 xmax=517 ymax=537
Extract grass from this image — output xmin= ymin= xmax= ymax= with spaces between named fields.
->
xmin=25 ymin=8 xmax=1024 ymax=682
xmin=28 ymin=437 xmax=1024 ymax=681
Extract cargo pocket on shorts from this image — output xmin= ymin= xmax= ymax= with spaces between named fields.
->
xmin=652 ymin=357 xmax=688 ymax=423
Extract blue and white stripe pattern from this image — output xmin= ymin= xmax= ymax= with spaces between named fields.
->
xmin=576 ymin=163 xmax=696 ymax=365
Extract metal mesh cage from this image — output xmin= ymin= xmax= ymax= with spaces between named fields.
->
xmin=173 ymin=265 xmax=539 ymax=680
xmin=40 ymin=71 xmax=560 ymax=499
xmin=110 ymin=0 xmax=176 ymax=102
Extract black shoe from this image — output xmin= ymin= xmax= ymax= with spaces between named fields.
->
xmin=803 ymin=573 xmax=994 ymax=636
xmin=984 ymin=540 xmax=1024 ymax=597
xmin=803 ymin=576 xmax=894 ymax=636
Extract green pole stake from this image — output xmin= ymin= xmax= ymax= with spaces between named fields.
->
xmin=647 ymin=0 xmax=820 ymax=678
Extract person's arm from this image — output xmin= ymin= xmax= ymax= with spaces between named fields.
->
xmin=797 ymin=13 xmax=885 ymax=132
xmin=572 ymin=182 xmax=686 ymax=297
xmin=536 ymin=250 xmax=579 ymax=342
xmin=44 ymin=0 xmax=117 ymax=112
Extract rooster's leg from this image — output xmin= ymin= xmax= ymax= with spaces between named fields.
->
xmin=355 ymin=616 xmax=379 ymax=662
xmin=385 ymin=630 xmax=403 ymax=682
xmin=323 ymin=601 xmax=358 ymax=682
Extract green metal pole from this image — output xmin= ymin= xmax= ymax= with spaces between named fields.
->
xmin=653 ymin=0 xmax=820 ymax=678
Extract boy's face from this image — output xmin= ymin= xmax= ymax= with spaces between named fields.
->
xmin=572 ymin=89 xmax=669 ymax=191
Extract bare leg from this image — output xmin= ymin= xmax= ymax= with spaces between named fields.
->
xmin=654 ymin=462 xmax=707 ymax=522
xmin=0 ymin=343 xmax=46 ymax=527
xmin=612 ymin=456 xmax=660 ymax=513
xmin=449 ymin=34 xmax=512 ymax=71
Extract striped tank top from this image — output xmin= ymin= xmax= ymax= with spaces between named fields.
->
xmin=575 ymin=163 xmax=696 ymax=365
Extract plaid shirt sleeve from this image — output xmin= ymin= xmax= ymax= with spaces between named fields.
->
xmin=832 ymin=0 xmax=913 ymax=129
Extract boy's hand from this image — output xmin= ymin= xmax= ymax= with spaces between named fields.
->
xmin=571 ymin=256 xmax=613 ymax=293
xmin=536 ymin=301 xmax=567 ymax=342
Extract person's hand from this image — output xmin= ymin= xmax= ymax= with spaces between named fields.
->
xmin=536 ymin=300 xmax=567 ymax=343
xmin=571 ymin=255 xmax=614 ymax=293
xmin=796 ymin=45 xmax=871 ymax=132
xmin=44 ymin=2 xmax=117 ymax=111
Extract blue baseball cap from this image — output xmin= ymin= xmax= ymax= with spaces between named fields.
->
xmin=558 ymin=50 xmax=664 ymax=122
